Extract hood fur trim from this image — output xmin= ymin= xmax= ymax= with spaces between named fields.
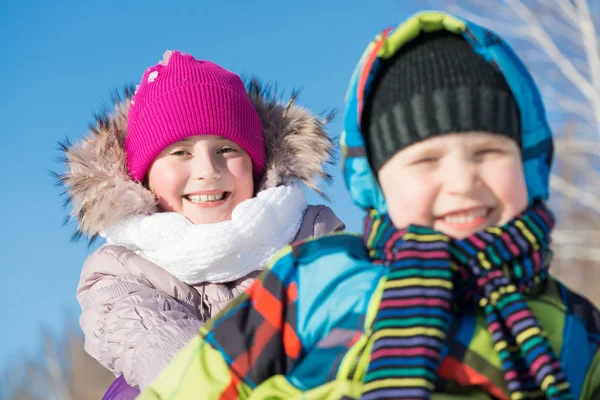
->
xmin=56 ymin=80 xmax=336 ymax=242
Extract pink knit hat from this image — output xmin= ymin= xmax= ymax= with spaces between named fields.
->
xmin=126 ymin=50 xmax=266 ymax=181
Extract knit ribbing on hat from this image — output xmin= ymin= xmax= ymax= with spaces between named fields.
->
xmin=126 ymin=51 xmax=266 ymax=182
xmin=362 ymin=31 xmax=521 ymax=173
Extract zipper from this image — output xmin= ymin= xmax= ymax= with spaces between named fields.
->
xmin=347 ymin=273 xmax=384 ymax=382
xmin=347 ymin=334 xmax=371 ymax=381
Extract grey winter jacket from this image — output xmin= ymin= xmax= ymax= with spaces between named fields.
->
xmin=58 ymin=81 xmax=344 ymax=389
xmin=77 ymin=205 xmax=342 ymax=389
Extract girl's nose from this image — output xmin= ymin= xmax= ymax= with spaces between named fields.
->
xmin=191 ymin=154 xmax=221 ymax=181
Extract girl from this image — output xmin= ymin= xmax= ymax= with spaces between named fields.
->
xmin=58 ymin=50 xmax=344 ymax=397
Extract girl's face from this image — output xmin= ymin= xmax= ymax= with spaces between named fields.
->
xmin=147 ymin=135 xmax=254 ymax=224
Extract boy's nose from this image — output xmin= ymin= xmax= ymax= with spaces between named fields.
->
xmin=443 ymin=160 xmax=480 ymax=194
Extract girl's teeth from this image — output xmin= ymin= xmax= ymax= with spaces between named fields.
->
xmin=187 ymin=193 xmax=226 ymax=203
xmin=443 ymin=209 xmax=487 ymax=224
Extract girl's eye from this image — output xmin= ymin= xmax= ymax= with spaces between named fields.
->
xmin=170 ymin=150 xmax=191 ymax=156
xmin=218 ymin=147 xmax=237 ymax=154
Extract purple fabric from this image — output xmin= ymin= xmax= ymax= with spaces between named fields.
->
xmin=102 ymin=376 xmax=140 ymax=400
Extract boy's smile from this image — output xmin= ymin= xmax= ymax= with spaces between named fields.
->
xmin=435 ymin=206 xmax=494 ymax=233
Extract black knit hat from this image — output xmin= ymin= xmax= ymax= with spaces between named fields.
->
xmin=362 ymin=31 xmax=521 ymax=173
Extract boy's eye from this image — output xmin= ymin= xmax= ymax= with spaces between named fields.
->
xmin=475 ymin=148 xmax=502 ymax=157
xmin=411 ymin=157 xmax=438 ymax=165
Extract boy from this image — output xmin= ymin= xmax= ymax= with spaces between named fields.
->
xmin=139 ymin=11 xmax=600 ymax=400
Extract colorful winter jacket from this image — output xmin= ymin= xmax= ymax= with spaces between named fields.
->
xmin=138 ymin=11 xmax=600 ymax=400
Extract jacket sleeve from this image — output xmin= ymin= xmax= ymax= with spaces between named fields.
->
xmin=137 ymin=247 xmax=304 ymax=400
xmin=138 ymin=235 xmax=378 ymax=400
xmin=77 ymin=246 xmax=204 ymax=389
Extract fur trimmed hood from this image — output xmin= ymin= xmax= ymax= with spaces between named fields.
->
xmin=57 ymin=79 xmax=336 ymax=241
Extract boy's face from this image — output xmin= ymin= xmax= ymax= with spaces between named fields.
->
xmin=377 ymin=132 xmax=528 ymax=239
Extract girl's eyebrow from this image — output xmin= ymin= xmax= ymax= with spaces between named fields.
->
xmin=168 ymin=137 xmax=198 ymax=148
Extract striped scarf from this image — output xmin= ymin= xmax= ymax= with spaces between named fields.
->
xmin=361 ymin=203 xmax=572 ymax=400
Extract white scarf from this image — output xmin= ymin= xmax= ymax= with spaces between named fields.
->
xmin=100 ymin=184 xmax=307 ymax=284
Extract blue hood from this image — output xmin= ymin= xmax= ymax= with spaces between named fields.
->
xmin=341 ymin=11 xmax=553 ymax=213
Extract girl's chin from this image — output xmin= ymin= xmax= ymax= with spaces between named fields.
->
xmin=184 ymin=210 xmax=233 ymax=225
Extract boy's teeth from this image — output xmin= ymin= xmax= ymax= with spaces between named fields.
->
xmin=443 ymin=209 xmax=487 ymax=224
xmin=187 ymin=193 xmax=226 ymax=203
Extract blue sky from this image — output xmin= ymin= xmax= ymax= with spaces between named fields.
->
xmin=0 ymin=0 xmax=431 ymax=374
